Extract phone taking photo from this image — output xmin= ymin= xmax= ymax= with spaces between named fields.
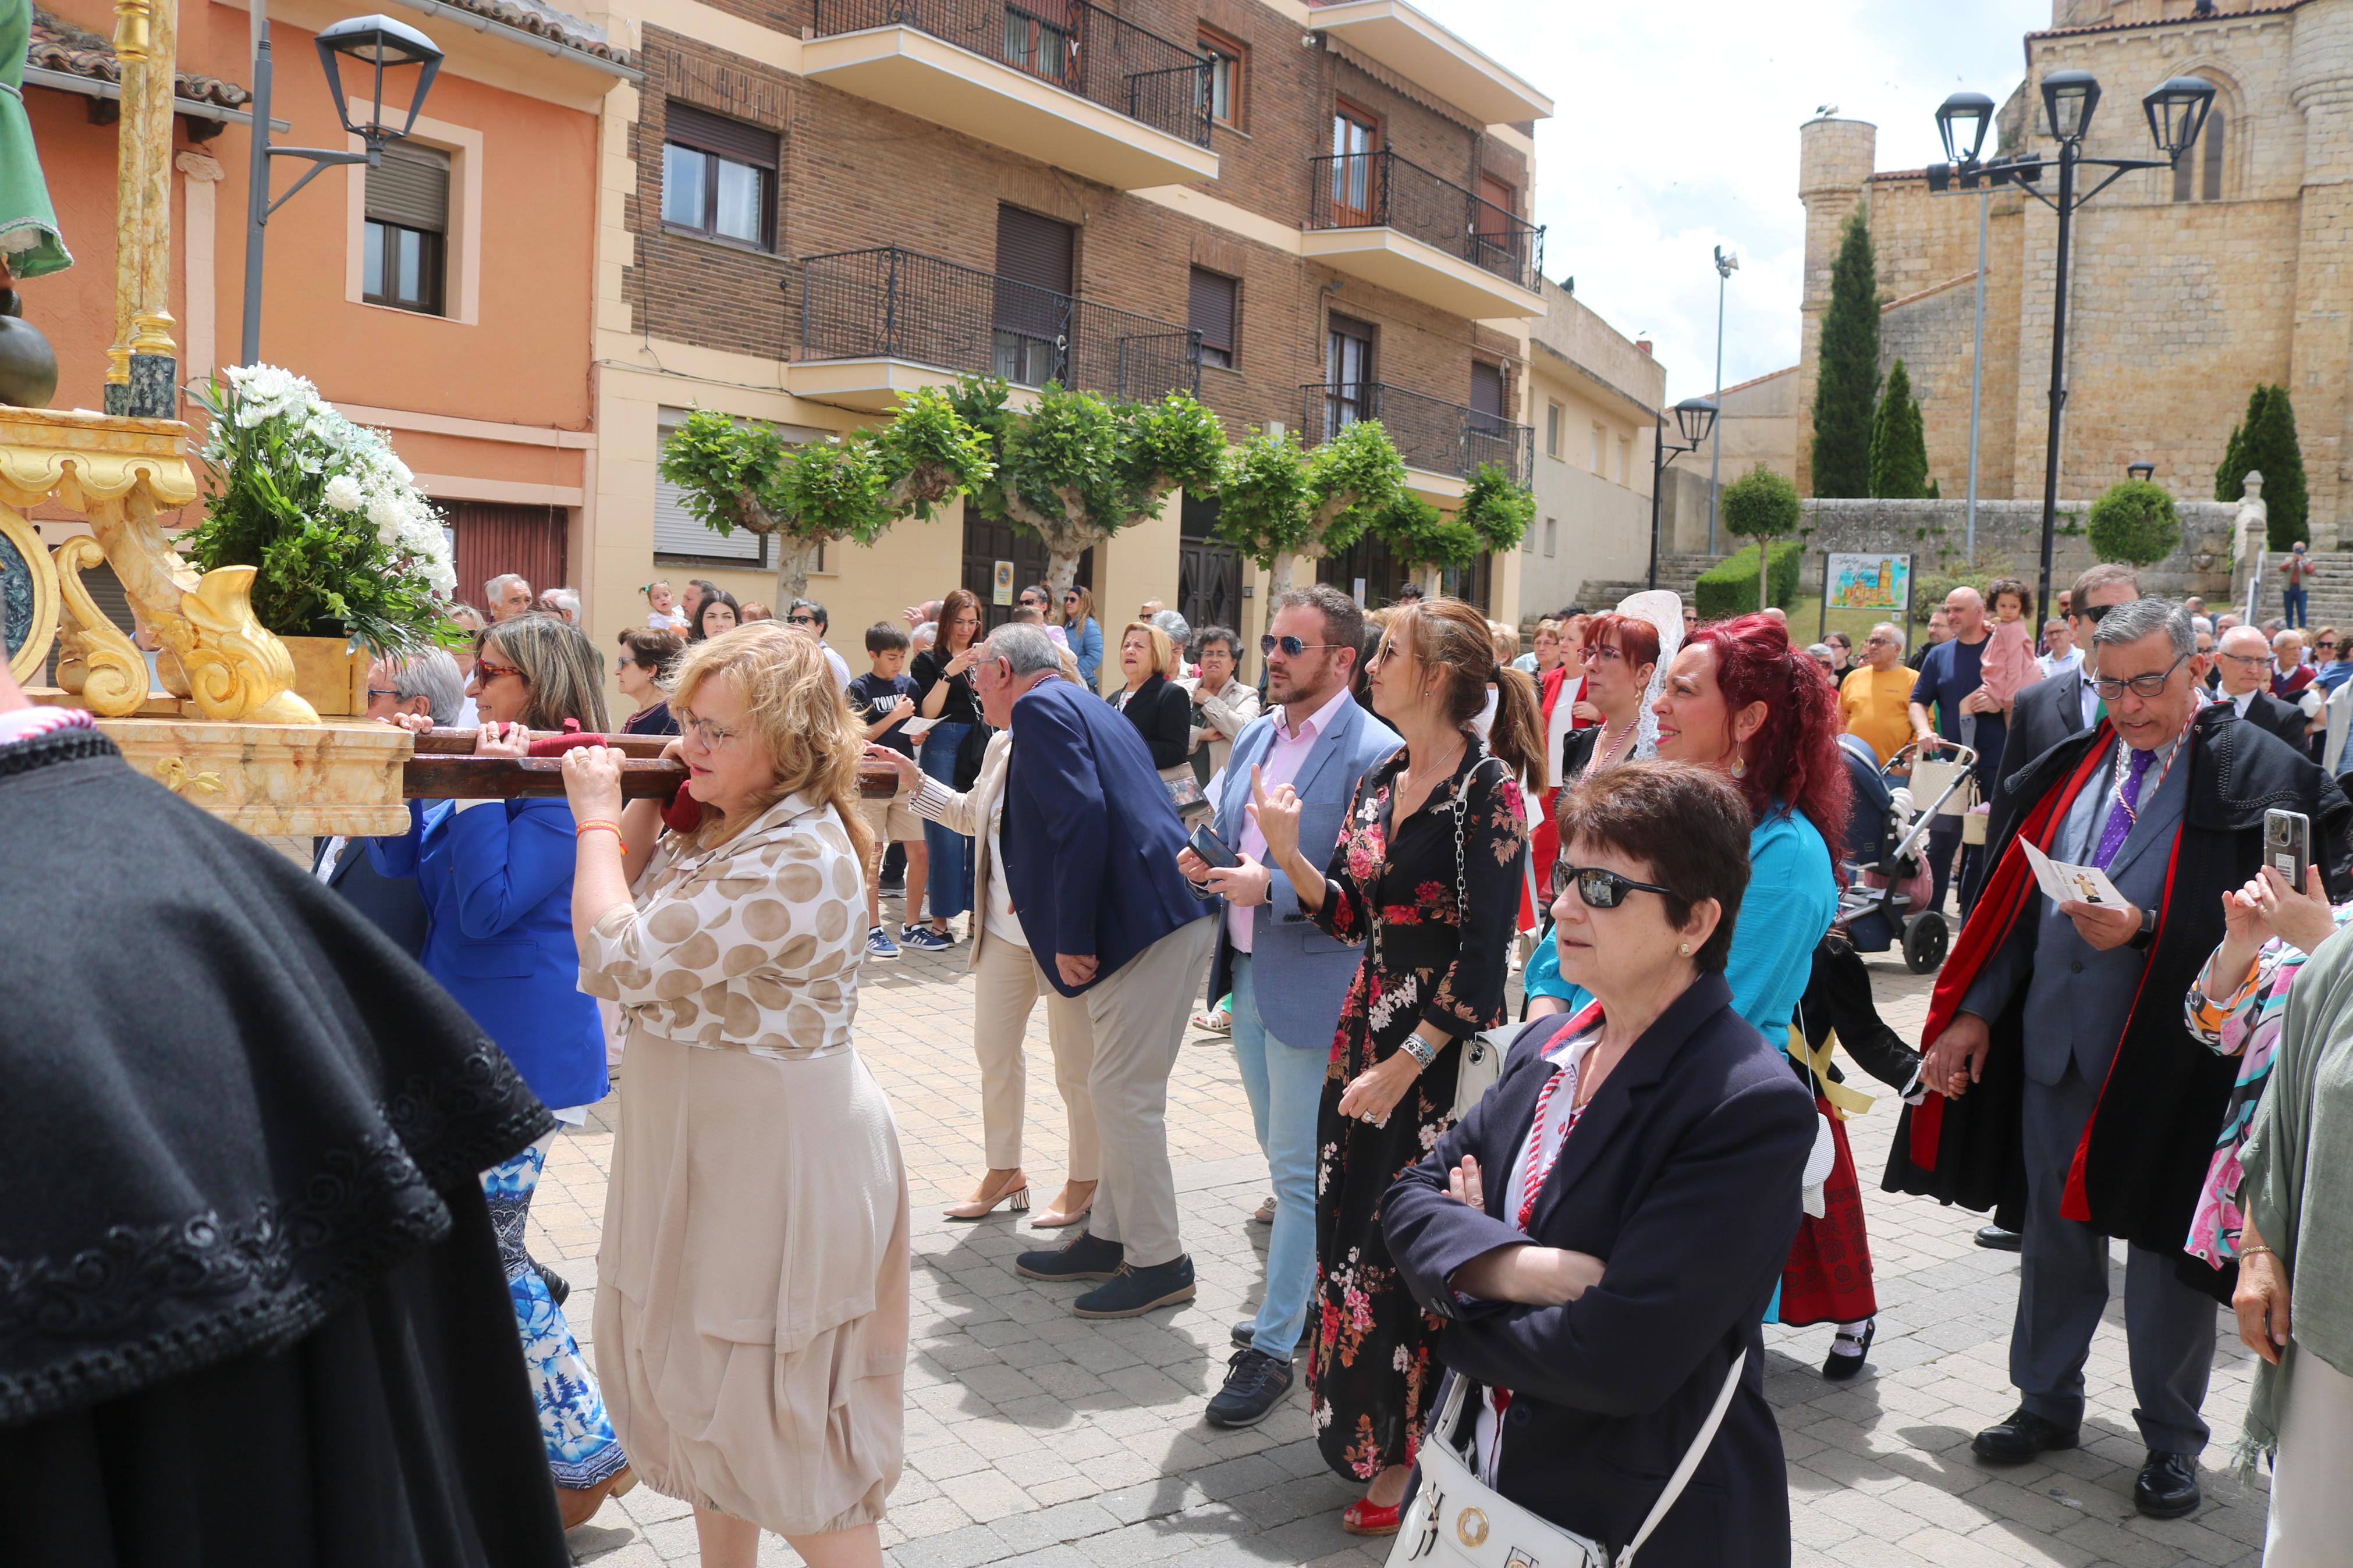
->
xmin=1187 ymin=821 xmax=1241 ymax=870
xmin=2266 ymin=808 xmax=2311 ymax=890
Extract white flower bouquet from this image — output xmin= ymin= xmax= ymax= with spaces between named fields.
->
xmin=184 ymin=364 xmax=459 ymax=656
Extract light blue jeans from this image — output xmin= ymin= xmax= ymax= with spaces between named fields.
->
xmin=1229 ymin=953 xmax=1328 ymax=1360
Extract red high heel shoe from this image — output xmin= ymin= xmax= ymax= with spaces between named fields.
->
xmin=1341 ymin=1497 xmax=1403 ymax=1536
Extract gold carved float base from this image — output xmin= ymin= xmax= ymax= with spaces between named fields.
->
xmin=94 ymin=713 xmax=410 ymax=837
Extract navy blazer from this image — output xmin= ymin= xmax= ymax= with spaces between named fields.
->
xmin=1384 ymin=974 xmax=1815 ymax=1568
xmin=368 ymin=795 xmax=607 ymax=1110
xmin=1201 ymin=696 xmax=1400 ymax=1050
xmin=1000 ymin=678 xmax=1206 ymax=997
xmin=312 ymin=831 xmax=431 ymax=959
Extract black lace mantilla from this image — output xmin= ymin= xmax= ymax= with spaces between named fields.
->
xmin=0 ymin=724 xmax=118 ymax=783
xmin=0 ymin=1040 xmax=551 ymax=1427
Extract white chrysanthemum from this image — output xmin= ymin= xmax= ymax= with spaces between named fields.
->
xmin=323 ymin=474 xmax=365 ymax=513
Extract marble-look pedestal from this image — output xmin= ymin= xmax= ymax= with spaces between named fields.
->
xmin=95 ymin=714 xmax=410 ymax=836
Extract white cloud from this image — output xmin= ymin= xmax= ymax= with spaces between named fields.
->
xmin=1411 ymin=0 xmax=2049 ymax=400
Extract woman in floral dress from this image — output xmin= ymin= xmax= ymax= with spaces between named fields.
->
xmin=1251 ymin=595 xmax=1538 ymax=1535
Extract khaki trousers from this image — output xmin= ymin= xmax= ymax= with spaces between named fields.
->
xmin=972 ymin=930 xmax=1098 ymax=1181
xmin=1042 ymin=916 xmax=1216 ymax=1269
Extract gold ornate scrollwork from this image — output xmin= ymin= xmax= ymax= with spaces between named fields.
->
xmin=52 ymin=534 xmax=149 ymax=715
xmin=154 ymin=563 xmax=320 ymax=725
xmin=155 ymin=755 xmax=223 ymax=796
xmin=1 ymin=503 xmax=58 ymax=684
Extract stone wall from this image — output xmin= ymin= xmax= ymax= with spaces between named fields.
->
xmin=1793 ymin=496 xmax=2242 ymax=605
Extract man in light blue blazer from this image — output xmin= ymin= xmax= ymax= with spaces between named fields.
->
xmin=1179 ymin=583 xmax=1399 ymax=1428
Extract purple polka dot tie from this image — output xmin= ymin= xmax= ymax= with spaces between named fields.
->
xmin=2089 ymin=745 xmax=2157 ymax=872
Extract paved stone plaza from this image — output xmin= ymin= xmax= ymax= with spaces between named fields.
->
xmin=534 ymin=938 xmax=2274 ymax=1568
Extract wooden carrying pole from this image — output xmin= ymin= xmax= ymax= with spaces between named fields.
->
xmin=401 ymin=731 xmax=902 ymax=801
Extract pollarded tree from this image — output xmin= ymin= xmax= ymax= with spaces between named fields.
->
xmin=1810 ymin=209 xmax=1879 ymax=499
xmin=952 ymin=377 xmax=1227 ymax=595
xmin=658 ymin=387 xmax=992 ymax=603
xmin=1869 ymin=357 xmax=1930 ymax=499
xmin=1214 ymin=420 xmax=1407 ymax=627
xmin=2088 ymin=479 xmax=2182 ymax=569
xmin=1375 ymin=463 xmax=1532 ymax=598
xmin=1720 ymin=462 xmax=1803 ymax=611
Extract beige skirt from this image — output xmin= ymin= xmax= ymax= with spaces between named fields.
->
xmin=595 ymin=1027 xmax=910 ymax=1537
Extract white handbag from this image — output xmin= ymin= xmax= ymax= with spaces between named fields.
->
xmin=1451 ymin=1026 xmax=1513 ymax=1121
xmin=1385 ymin=1351 xmax=1748 ymax=1568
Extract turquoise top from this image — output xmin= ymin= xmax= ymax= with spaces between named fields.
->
xmin=1527 ymin=803 xmax=1837 ymax=1055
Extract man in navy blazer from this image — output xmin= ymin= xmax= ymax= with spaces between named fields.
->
xmin=989 ymin=623 xmax=1218 ymax=1321
xmin=1177 ymin=584 xmax=1399 ymax=1427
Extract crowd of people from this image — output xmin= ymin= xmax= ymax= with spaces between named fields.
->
xmin=6 ymin=550 xmax=2350 ymax=1568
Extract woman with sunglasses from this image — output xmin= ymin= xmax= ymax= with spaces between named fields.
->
xmin=1059 ymin=585 xmax=1103 ymax=692
xmin=1248 ymin=595 xmax=1538 ymax=1536
xmin=369 ymin=612 xmax=633 ymax=1525
xmin=1383 ymin=761 xmax=1818 ymax=1567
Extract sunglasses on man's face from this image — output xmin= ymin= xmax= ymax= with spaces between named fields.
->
xmin=1551 ymin=863 xmax=1680 ymax=909
xmin=1261 ymin=634 xmax=1346 ymax=657
xmin=786 ymin=613 xmax=819 ymax=626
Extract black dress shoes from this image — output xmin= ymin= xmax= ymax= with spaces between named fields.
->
xmin=1975 ymin=1225 xmax=2022 ymax=1251
xmin=2134 ymin=1451 xmax=2201 ymax=1519
xmin=1971 ymin=1406 xmax=2081 ymax=1464
xmin=1231 ymin=1321 xmax=1255 ymax=1349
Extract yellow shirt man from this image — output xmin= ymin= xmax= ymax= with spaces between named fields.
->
xmin=1840 ymin=663 xmax=1917 ymax=764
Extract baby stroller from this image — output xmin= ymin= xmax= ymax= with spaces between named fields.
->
xmin=1833 ymin=734 xmax=1978 ymax=975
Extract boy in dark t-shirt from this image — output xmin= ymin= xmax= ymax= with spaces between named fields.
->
xmin=849 ymin=623 xmax=927 ymax=958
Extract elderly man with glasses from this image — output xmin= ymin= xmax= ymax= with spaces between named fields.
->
xmin=2214 ymin=625 xmax=2310 ymax=749
xmin=1890 ymin=597 xmax=2353 ymax=1521
xmin=785 ymin=597 xmax=853 ymax=688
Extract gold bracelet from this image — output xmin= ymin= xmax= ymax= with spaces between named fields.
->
xmin=2238 ymin=1243 xmax=2277 ymax=1262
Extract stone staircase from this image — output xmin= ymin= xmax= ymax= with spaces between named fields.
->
xmin=1568 ymin=553 xmax=1723 ymax=614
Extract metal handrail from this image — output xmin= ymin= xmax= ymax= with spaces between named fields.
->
xmin=1300 ymin=381 xmax=1532 ymax=485
xmin=794 ymin=245 xmax=1202 ymax=400
xmin=811 ymin=0 xmax=1213 ymax=147
xmin=1305 ymin=148 xmax=1545 ymax=292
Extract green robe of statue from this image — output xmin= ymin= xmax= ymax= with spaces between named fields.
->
xmin=0 ymin=0 xmax=70 ymax=278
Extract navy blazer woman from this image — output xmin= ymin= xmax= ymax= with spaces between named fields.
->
xmin=1383 ymin=972 xmax=1815 ymax=1567
xmin=370 ymin=795 xmax=608 ymax=1111
xmin=1116 ymin=672 xmax=1194 ymax=771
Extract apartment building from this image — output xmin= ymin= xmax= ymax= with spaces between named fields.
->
xmin=582 ymin=0 xmax=1552 ymax=670
xmin=22 ymin=0 xmax=619 ymax=610
xmin=1518 ymin=274 xmax=1666 ymax=617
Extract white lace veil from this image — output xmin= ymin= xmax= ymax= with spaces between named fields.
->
xmin=1616 ymin=589 xmax=1685 ymax=758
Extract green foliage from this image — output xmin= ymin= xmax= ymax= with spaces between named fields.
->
xmin=2086 ymin=479 xmax=2183 ymax=568
xmin=1869 ymin=358 xmax=1930 ymax=499
xmin=1695 ymin=541 xmax=1805 ymax=620
xmin=1371 ymin=492 xmax=1474 ymax=576
xmin=1213 ymin=419 xmax=1405 ymax=570
xmin=1720 ymin=463 xmax=1802 ymax=542
xmin=1809 ymin=209 xmax=1879 ymax=498
xmin=1910 ymin=553 xmax=2025 ymax=620
xmin=2214 ymin=384 xmax=2309 ymax=549
xmin=184 ymin=367 xmax=459 ymax=658
xmin=1457 ymin=463 xmax=1534 ymax=554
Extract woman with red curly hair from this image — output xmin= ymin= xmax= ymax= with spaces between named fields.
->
xmin=1646 ymin=615 xmax=1885 ymax=1367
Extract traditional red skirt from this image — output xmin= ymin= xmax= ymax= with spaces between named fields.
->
xmin=1776 ymin=1098 xmax=1879 ymax=1326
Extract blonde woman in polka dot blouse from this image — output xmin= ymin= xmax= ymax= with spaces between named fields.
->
xmin=562 ymin=624 xmax=909 ymax=1568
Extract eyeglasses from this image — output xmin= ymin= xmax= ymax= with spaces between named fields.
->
xmin=676 ymin=713 xmax=740 ymax=748
xmin=2091 ymin=652 xmax=2190 ymax=701
xmin=1864 ymin=633 xmax=1897 ymax=645
xmin=786 ymin=614 xmax=819 ymax=626
xmin=2221 ymin=650 xmax=2270 ymax=669
xmin=1261 ymin=635 xmax=1346 ymax=657
xmin=2077 ymin=602 xmax=2118 ymax=625
xmin=366 ymin=687 xmax=402 ymax=699
xmin=1581 ymin=644 xmax=1626 ymax=664
xmin=1551 ymin=862 xmax=1681 ymax=909
xmin=475 ymin=657 xmax=523 ymax=683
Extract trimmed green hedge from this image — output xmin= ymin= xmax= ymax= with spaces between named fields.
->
xmin=1695 ymin=540 xmax=1806 ymax=621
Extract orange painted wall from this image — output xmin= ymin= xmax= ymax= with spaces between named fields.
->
xmin=25 ymin=0 xmax=597 ymax=487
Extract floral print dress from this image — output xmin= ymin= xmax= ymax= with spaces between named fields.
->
xmin=1303 ymin=742 xmax=1528 ymax=1482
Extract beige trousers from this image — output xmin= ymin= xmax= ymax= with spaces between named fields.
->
xmin=972 ymin=930 xmax=1098 ymax=1180
xmin=1041 ymin=916 xmax=1217 ymax=1269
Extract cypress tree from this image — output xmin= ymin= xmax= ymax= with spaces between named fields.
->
xmin=2212 ymin=386 xmax=2259 ymax=504
xmin=1809 ymin=209 xmax=1879 ymax=498
xmin=1869 ymin=357 xmax=1930 ymax=499
xmin=2219 ymin=384 xmax=2309 ymax=549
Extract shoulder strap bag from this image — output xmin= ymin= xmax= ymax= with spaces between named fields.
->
xmin=1446 ymin=750 xmax=1517 ymax=1121
xmin=1385 ymin=1352 xmax=1748 ymax=1568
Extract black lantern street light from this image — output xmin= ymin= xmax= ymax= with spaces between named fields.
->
xmin=2128 ymin=458 xmax=2156 ymax=483
xmin=240 ymin=15 xmax=443 ymax=365
xmin=1648 ymin=396 xmax=1719 ymax=591
xmin=1927 ymin=70 xmax=2214 ymax=625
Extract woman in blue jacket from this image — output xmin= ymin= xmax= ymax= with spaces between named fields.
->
xmin=1060 ymin=584 xmax=1104 ymax=692
xmin=373 ymin=611 xmax=632 ymax=1526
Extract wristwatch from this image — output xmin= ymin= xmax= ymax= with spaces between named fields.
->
xmin=2128 ymin=906 xmax=2156 ymax=952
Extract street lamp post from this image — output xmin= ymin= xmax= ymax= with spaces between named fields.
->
xmin=1928 ymin=73 xmax=2214 ymax=625
xmin=240 ymin=14 xmax=443 ymax=365
xmin=1706 ymin=244 xmax=1738 ymax=553
xmin=1648 ymin=396 xmax=1720 ymax=591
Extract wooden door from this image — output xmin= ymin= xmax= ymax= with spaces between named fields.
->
xmin=1329 ymin=104 xmax=1379 ymax=226
xmin=1177 ymin=492 xmax=1242 ymax=634
xmin=1474 ymin=173 xmax=1518 ymax=273
xmin=448 ymin=500 xmax=566 ymax=611
xmin=961 ymin=511 xmax=1092 ymax=634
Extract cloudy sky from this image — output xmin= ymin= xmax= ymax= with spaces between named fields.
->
xmin=1412 ymin=0 xmax=2052 ymax=399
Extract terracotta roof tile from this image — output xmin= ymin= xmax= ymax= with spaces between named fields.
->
xmin=30 ymin=9 xmax=250 ymax=109
xmin=411 ymin=0 xmax=634 ymax=67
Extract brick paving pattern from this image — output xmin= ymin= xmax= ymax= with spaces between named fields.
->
xmin=535 ymin=934 xmax=2272 ymax=1567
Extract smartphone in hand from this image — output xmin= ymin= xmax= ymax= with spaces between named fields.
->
xmin=1188 ymin=820 xmax=1241 ymax=870
xmin=2266 ymin=808 xmax=2312 ymax=889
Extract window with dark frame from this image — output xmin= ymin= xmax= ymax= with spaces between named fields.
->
xmin=1197 ymin=26 xmax=1243 ymax=126
xmin=1325 ymin=315 xmax=1374 ymax=439
xmin=1188 ymin=267 xmax=1237 ymax=370
xmin=363 ymin=141 xmax=449 ymax=316
xmin=660 ymin=101 xmax=779 ymax=251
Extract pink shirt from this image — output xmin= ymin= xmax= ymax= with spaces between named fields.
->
xmin=1231 ymin=683 xmax=1357 ymax=953
xmin=1978 ymin=618 xmax=2038 ymax=705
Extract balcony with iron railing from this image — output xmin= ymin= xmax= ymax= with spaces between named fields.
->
xmin=787 ymin=246 xmax=1202 ymax=411
xmin=1303 ymin=148 xmax=1545 ymax=319
xmin=1304 ymin=0 xmax=1552 ymax=127
xmin=1300 ymin=381 xmax=1532 ymax=493
xmin=804 ymin=0 xmax=1218 ymax=189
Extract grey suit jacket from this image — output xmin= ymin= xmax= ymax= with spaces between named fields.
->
xmin=1962 ymin=742 xmax=2189 ymax=1086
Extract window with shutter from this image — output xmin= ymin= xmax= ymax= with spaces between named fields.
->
xmin=1469 ymin=361 xmax=1505 ymax=440
xmin=661 ymin=102 xmax=778 ymax=251
xmin=1188 ymin=268 xmax=1237 ymax=369
xmin=993 ymin=206 xmax=1076 ymax=385
xmin=363 ymin=142 xmax=449 ymax=316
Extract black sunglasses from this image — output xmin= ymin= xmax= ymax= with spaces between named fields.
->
xmin=1261 ymin=634 xmax=1347 ymax=657
xmin=2078 ymin=602 xmax=2117 ymax=625
xmin=786 ymin=613 xmax=820 ymax=626
xmin=1551 ymin=863 xmax=1680 ymax=909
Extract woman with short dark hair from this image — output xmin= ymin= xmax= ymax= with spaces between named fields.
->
xmin=1385 ymin=760 xmax=1816 ymax=1567
xmin=616 ymin=628 xmax=684 ymax=736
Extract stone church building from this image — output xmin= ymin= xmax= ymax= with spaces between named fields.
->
xmin=1750 ymin=0 xmax=2353 ymax=549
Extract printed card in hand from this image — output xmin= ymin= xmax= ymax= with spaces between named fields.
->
xmin=2020 ymin=838 xmax=2125 ymax=909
